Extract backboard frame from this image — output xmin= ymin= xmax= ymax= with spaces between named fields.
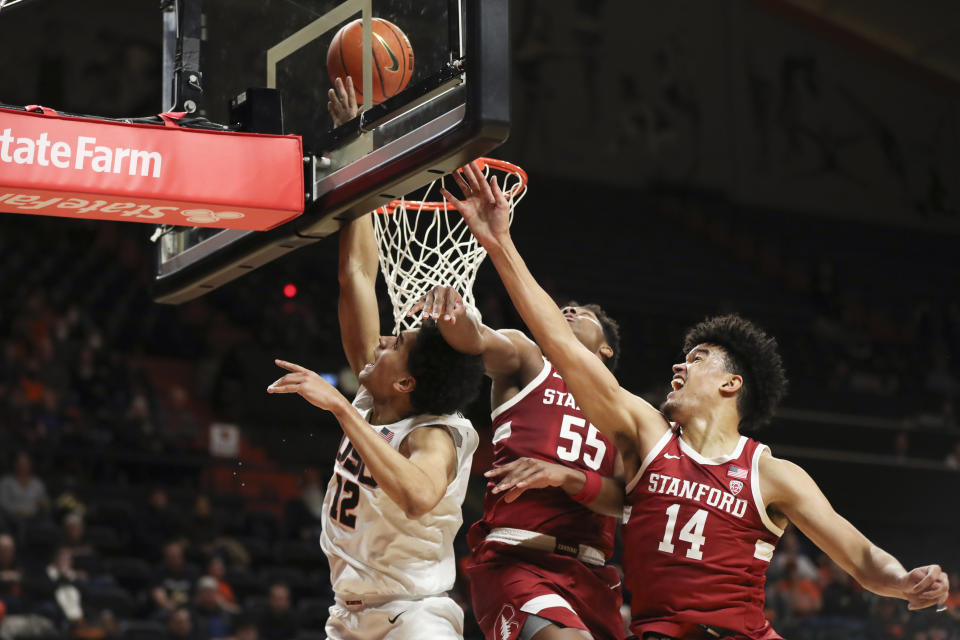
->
xmin=152 ymin=0 xmax=509 ymax=304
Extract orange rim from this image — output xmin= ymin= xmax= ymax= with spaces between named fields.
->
xmin=378 ymin=158 xmax=527 ymax=213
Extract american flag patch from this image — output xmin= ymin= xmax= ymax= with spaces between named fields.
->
xmin=378 ymin=427 xmax=394 ymax=443
xmin=727 ymin=464 xmax=748 ymax=479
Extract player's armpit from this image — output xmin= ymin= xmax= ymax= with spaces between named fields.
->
xmin=397 ymin=425 xmax=458 ymax=517
xmin=759 ymin=455 xmax=947 ymax=608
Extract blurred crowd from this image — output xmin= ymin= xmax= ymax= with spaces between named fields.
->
xmin=759 ymin=529 xmax=960 ymax=640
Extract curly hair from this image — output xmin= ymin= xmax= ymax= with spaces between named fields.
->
xmin=566 ymin=301 xmax=622 ymax=372
xmin=682 ymin=314 xmax=788 ymax=431
xmin=407 ymin=319 xmax=485 ymax=415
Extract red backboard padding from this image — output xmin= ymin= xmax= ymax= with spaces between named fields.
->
xmin=0 ymin=107 xmax=304 ymax=230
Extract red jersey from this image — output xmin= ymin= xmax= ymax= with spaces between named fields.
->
xmin=624 ymin=428 xmax=783 ymax=640
xmin=468 ymin=358 xmax=618 ymax=555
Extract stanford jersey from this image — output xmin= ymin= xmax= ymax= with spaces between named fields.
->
xmin=470 ymin=357 xmax=619 ymax=554
xmin=466 ymin=356 xmax=624 ymax=640
xmin=623 ymin=427 xmax=783 ymax=640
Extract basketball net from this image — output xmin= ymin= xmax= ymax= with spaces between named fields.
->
xmin=373 ymin=158 xmax=528 ymax=334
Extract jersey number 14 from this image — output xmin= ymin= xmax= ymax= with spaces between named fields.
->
xmin=658 ymin=504 xmax=708 ymax=560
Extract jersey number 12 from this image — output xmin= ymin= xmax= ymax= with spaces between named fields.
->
xmin=330 ymin=473 xmax=360 ymax=528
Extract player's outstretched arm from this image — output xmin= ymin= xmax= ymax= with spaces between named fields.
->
xmin=443 ymin=161 xmax=670 ymax=464
xmin=761 ymin=454 xmax=949 ymax=610
xmin=268 ymin=359 xmax=455 ymax=518
xmin=484 ymin=453 xmax=626 ymax=518
xmin=337 ymin=214 xmax=381 ymax=376
xmin=408 ymin=285 xmax=543 ymax=381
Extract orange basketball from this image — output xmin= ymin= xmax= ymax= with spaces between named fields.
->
xmin=327 ymin=18 xmax=414 ymax=105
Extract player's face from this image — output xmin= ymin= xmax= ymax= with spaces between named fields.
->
xmin=560 ymin=306 xmax=605 ymax=351
xmin=660 ymin=343 xmax=732 ymax=423
xmin=357 ymin=329 xmax=419 ymax=395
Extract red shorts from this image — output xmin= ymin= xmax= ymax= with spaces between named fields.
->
xmin=465 ymin=541 xmax=625 ymax=640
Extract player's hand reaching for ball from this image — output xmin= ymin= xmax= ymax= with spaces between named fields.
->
xmin=328 ymin=76 xmax=359 ymax=127
xmin=268 ymin=359 xmax=347 ymax=413
xmin=442 ymin=161 xmax=511 ymax=250
xmin=485 ymin=457 xmax=583 ymax=503
xmin=408 ymin=285 xmax=466 ymax=325
xmin=900 ymin=564 xmax=949 ymax=611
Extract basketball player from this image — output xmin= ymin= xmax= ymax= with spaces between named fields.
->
xmin=331 ymin=75 xmax=626 ymax=640
xmin=267 ymin=209 xmax=484 ymax=640
xmin=410 ymin=285 xmax=626 ymax=640
xmin=444 ymin=160 xmax=950 ymax=640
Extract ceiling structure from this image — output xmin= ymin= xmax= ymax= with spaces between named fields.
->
xmin=746 ymin=0 xmax=960 ymax=96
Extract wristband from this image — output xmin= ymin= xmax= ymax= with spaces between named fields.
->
xmin=570 ymin=470 xmax=602 ymax=505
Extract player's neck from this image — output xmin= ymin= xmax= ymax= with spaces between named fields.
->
xmin=368 ymin=396 xmax=414 ymax=425
xmin=679 ymin=409 xmax=741 ymax=458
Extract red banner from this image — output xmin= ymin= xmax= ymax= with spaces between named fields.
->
xmin=0 ymin=107 xmax=304 ymax=230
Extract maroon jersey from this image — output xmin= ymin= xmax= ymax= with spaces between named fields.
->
xmin=469 ymin=358 xmax=618 ymax=555
xmin=624 ymin=428 xmax=783 ymax=640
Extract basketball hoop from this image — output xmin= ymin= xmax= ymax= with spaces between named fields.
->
xmin=373 ymin=158 xmax=528 ymax=333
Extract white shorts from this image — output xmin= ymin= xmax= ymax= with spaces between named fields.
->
xmin=325 ymin=594 xmax=464 ymax=640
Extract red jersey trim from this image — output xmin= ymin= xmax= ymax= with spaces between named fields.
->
xmin=677 ymin=435 xmax=748 ymax=465
xmin=625 ymin=428 xmax=673 ymax=494
xmin=491 ymin=356 xmax=550 ymax=420
xmin=750 ymin=444 xmax=784 ymax=537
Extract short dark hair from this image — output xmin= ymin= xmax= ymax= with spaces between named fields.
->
xmin=407 ymin=319 xmax=484 ymax=414
xmin=682 ymin=314 xmax=787 ymax=431
xmin=566 ymin=301 xmax=622 ymax=372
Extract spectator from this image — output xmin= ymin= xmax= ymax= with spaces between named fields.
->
xmin=945 ymin=571 xmax=960 ymax=624
xmin=185 ymin=496 xmax=222 ymax=556
xmin=166 ymin=606 xmax=196 ymax=640
xmin=0 ymin=451 xmax=50 ymax=522
xmin=0 ymin=534 xmax=23 ymax=613
xmin=150 ymin=541 xmax=197 ymax=618
xmin=865 ymin=597 xmax=908 ymax=640
xmin=255 ymin=583 xmax=299 ymax=640
xmin=203 ymin=556 xmax=238 ymax=614
xmin=768 ymin=558 xmax=822 ymax=625
xmin=893 ymin=431 xmax=911 ymax=462
xmin=819 ymin=559 xmax=867 ymax=618
xmin=160 ymin=386 xmax=200 ymax=451
xmin=137 ymin=489 xmax=184 ymax=552
xmin=35 ymin=545 xmax=102 ymax=638
xmin=767 ymin=527 xmax=818 ymax=582
xmin=284 ymin=469 xmax=324 ymax=541
xmin=192 ymin=576 xmax=232 ymax=640
xmin=229 ymin=617 xmax=257 ymax=640
xmin=945 ymin=440 xmax=960 ymax=470
xmin=61 ymin=513 xmax=96 ymax=565
xmin=185 ymin=497 xmax=247 ymax=568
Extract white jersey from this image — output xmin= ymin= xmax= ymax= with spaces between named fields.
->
xmin=320 ymin=387 xmax=478 ymax=600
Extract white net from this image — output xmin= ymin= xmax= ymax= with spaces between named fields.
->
xmin=373 ymin=158 xmax=528 ymax=333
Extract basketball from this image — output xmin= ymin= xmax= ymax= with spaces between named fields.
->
xmin=327 ymin=18 xmax=414 ymax=105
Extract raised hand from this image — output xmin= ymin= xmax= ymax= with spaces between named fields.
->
xmin=268 ymin=359 xmax=347 ymax=412
xmin=441 ymin=160 xmax=511 ymax=249
xmin=407 ymin=285 xmax=466 ymax=324
xmin=328 ymin=76 xmax=359 ymax=127
xmin=485 ymin=457 xmax=577 ymax=503
xmin=901 ymin=564 xmax=949 ymax=611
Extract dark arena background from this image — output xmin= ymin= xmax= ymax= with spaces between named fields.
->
xmin=1 ymin=1 xmax=959 ymax=640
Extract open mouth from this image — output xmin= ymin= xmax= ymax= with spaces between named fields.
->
xmin=670 ymin=377 xmax=685 ymax=391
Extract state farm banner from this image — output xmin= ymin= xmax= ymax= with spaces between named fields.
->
xmin=0 ymin=106 xmax=304 ymax=230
